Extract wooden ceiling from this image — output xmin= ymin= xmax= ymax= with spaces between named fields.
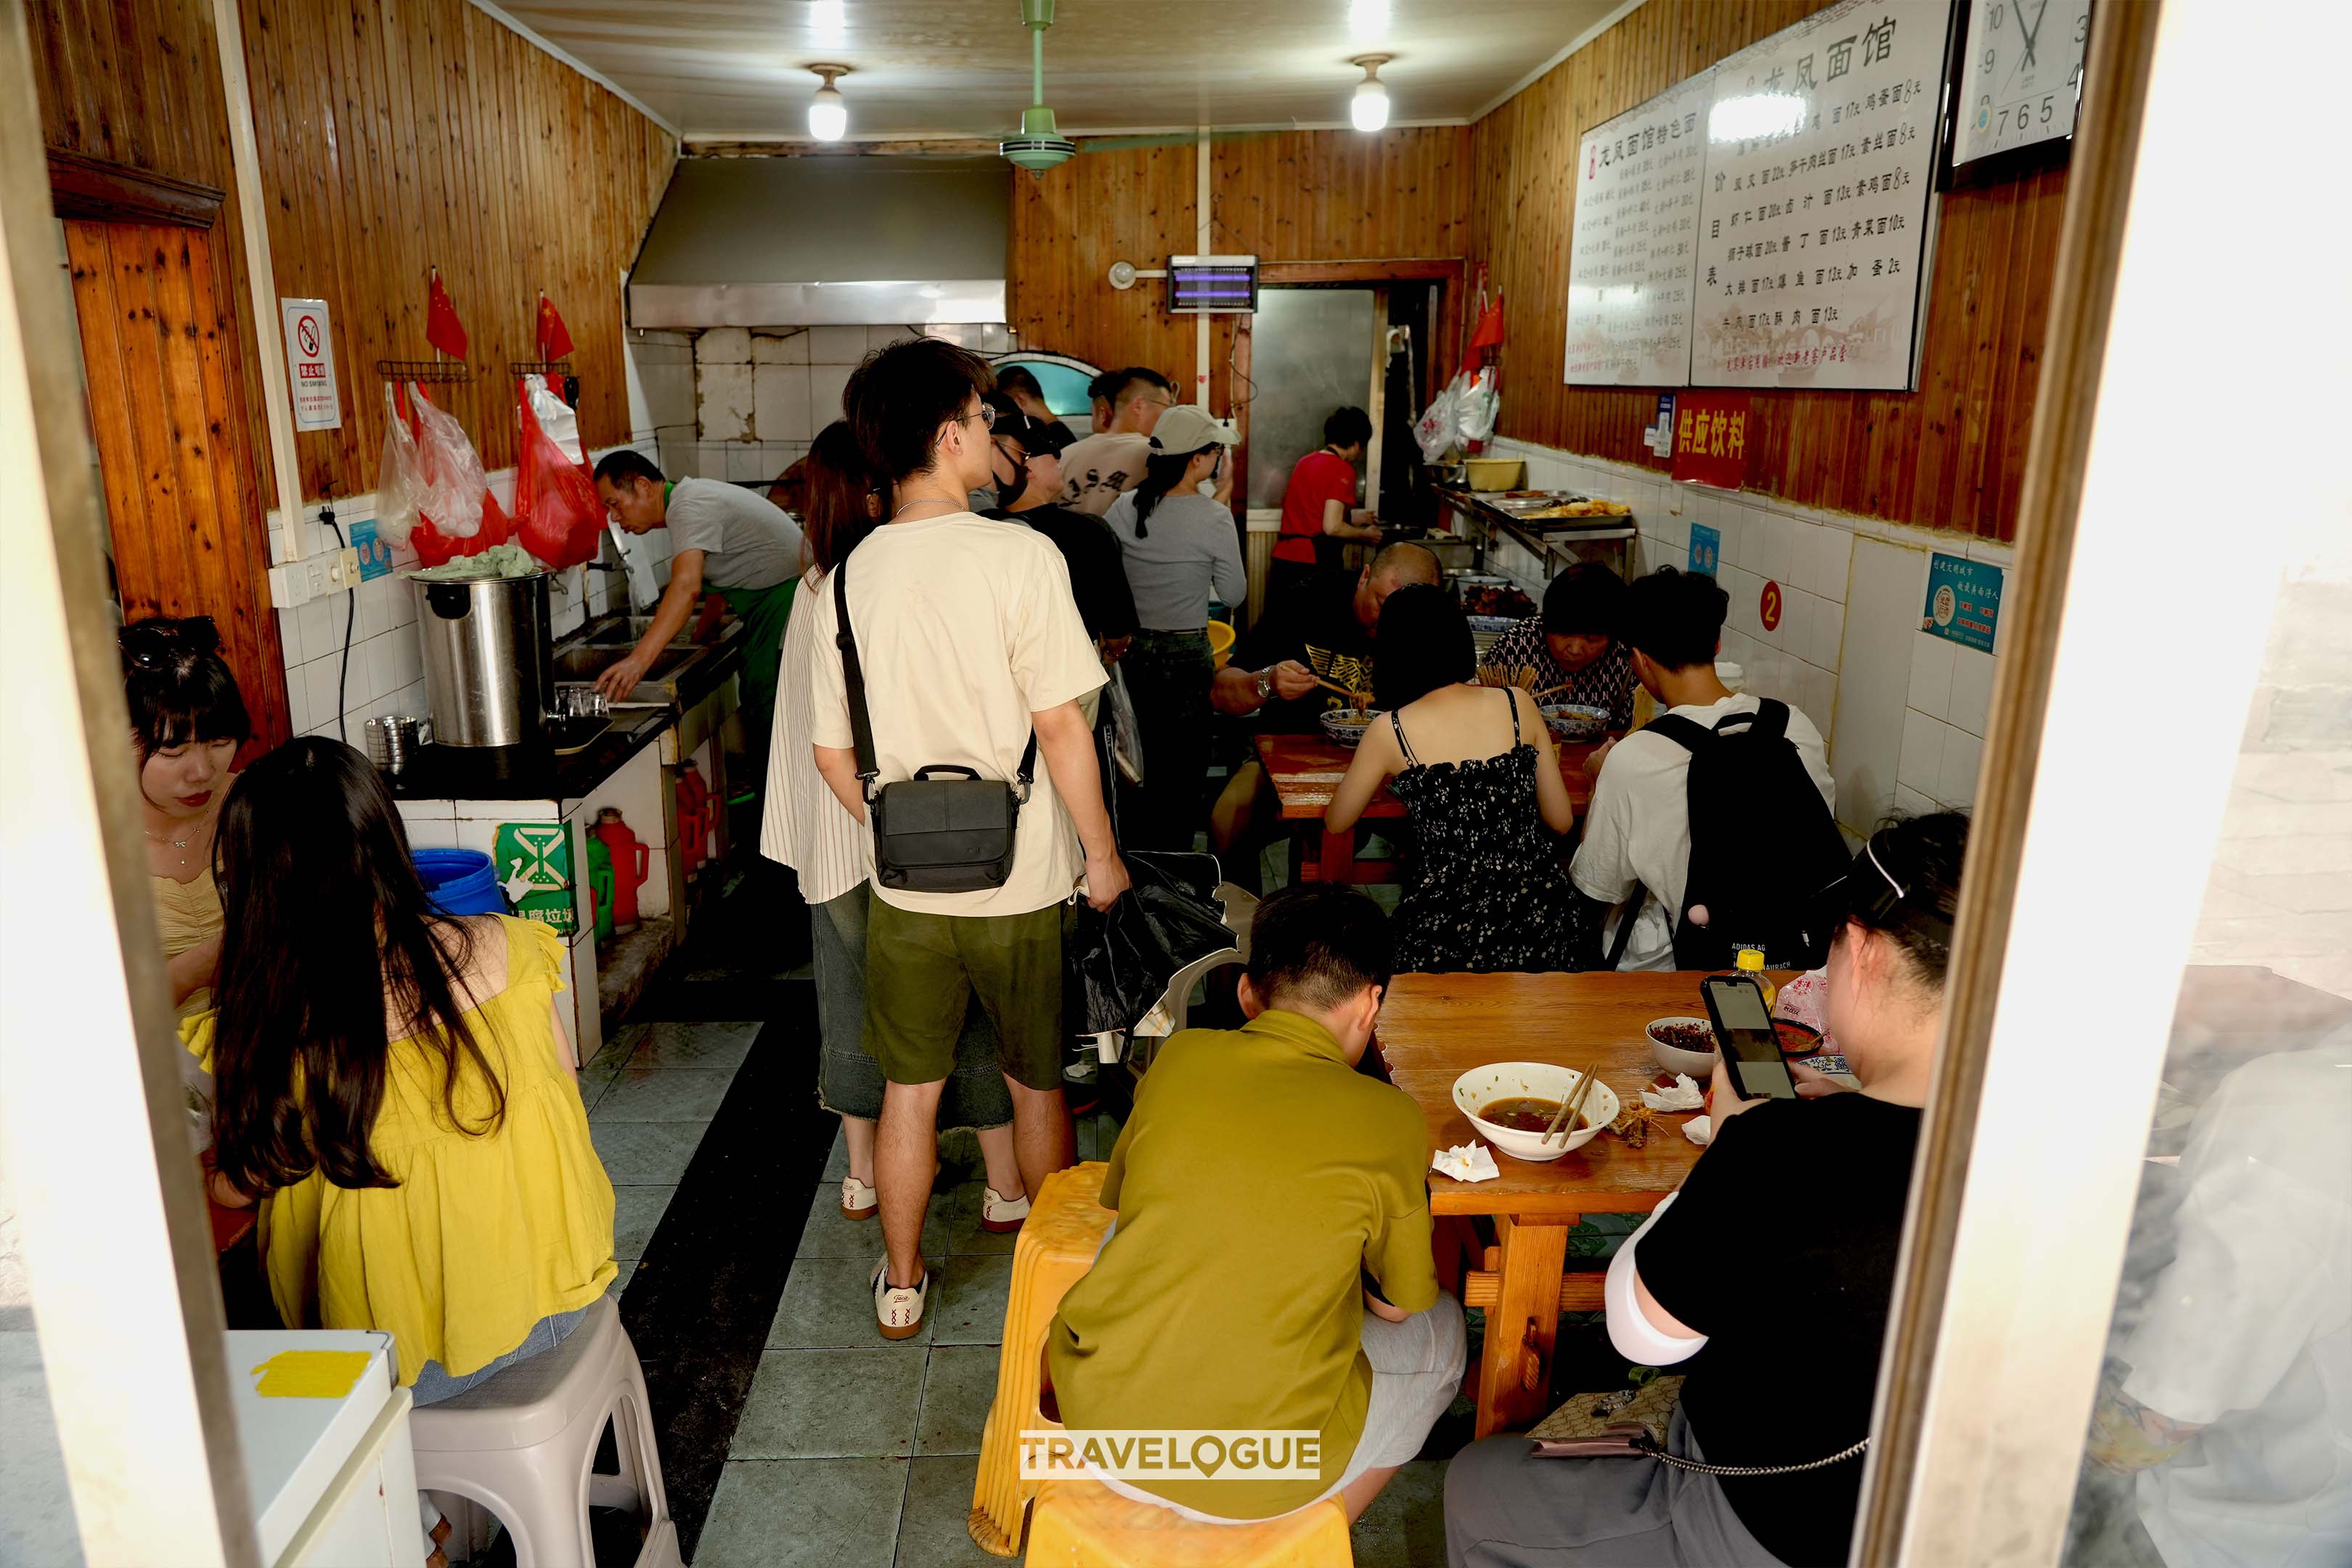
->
xmin=488 ymin=0 xmax=1623 ymax=140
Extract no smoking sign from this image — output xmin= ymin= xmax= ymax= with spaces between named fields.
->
xmin=279 ymin=296 xmax=341 ymax=432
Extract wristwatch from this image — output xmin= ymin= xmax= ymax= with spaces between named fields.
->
xmin=1254 ymin=667 xmax=1274 ymax=705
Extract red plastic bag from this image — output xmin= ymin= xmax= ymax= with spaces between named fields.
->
xmin=513 ymin=378 xmax=603 ymax=570
xmin=410 ymin=489 xmax=513 ymax=569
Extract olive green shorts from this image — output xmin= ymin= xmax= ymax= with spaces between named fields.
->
xmin=864 ymin=899 xmax=1065 ymax=1092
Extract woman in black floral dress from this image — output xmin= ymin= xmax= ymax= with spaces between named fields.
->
xmin=1324 ymin=586 xmax=1580 ymax=972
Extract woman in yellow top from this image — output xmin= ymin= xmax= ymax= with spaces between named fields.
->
xmin=121 ymin=616 xmax=246 ymax=1018
xmin=190 ymin=738 xmax=616 ymax=1401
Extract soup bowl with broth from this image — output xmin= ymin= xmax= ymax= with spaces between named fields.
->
xmin=1451 ymin=1062 xmax=1621 ymax=1162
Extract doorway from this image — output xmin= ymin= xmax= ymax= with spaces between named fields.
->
xmin=62 ymin=218 xmax=288 ymax=750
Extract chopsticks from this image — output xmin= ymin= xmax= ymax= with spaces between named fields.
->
xmin=1545 ymin=1062 xmax=1604 ymax=1146
xmin=1312 ymin=675 xmax=1372 ymax=706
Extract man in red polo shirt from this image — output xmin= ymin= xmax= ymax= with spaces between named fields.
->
xmin=1272 ymin=407 xmax=1384 ymax=600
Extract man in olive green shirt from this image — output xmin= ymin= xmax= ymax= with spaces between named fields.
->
xmin=1047 ymin=884 xmax=1466 ymax=1524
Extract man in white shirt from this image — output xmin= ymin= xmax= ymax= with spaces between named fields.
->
xmin=1571 ymin=568 xmax=1833 ymax=971
xmin=1056 ymin=367 xmax=1175 ymax=515
xmin=807 ymin=338 xmax=1129 ymax=1339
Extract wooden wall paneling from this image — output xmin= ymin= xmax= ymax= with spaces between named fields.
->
xmin=1463 ymin=0 xmax=2069 ymax=538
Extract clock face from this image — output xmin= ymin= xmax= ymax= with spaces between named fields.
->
xmin=1956 ymin=0 xmax=2090 ymax=165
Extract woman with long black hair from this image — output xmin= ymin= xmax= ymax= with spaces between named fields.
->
xmin=189 ymin=738 xmax=616 ymax=1402
xmin=1101 ymin=406 xmax=1245 ymax=851
xmin=121 ymin=615 xmax=249 ymax=1018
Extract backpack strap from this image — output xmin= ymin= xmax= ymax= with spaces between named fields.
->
xmin=833 ymin=560 xmax=879 ymax=802
xmin=1643 ymin=713 xmax=1714 ymax=754
xmin=1605 ymin=885 xmax=1649 ymax=970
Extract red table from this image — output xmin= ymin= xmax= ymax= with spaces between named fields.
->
xmin=1254 ymin=731 xmax=1601 ymax=885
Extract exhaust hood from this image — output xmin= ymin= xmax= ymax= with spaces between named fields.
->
xmin=628 ymin=156 xmax=1008 ymax=328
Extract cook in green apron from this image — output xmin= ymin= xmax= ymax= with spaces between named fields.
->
xmin=719 ymin=578 xmax=796 ymax=804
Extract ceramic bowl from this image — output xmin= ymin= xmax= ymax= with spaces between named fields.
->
xmin=1542 ymin=703 xmax=1611 ymax=742
xmin=1318 ymin=707 xmax=1379 ymax=748
xmin=1645 ymin=1016 xmax=1720 ymax=1079
xmin=1451 ymin=1062 xmax=1621 ymax=1162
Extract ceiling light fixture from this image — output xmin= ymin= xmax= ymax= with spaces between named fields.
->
xmin=1348 ymin=0 xmax=1391 ymax=43
xmin=812 ymin=0 xmax=847 ymax=48
xmin=807 ymin=64 xmax=849 ymax=142
xmin=1350 ymin=55 xmax=1392 ymax=134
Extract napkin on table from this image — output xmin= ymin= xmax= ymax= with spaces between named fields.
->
xmin=1683 ymin=1116 xmax=1713 ymax=1147
xmin=1431 ymin=1142 xmax=1501 ymax=1183
xmin=1642 ymin=1074 xmax=1706 ymax=1112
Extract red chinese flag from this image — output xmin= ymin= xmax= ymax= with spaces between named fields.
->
xmin=1469 ymin=293 xmax=1507 ymax=352
xmin=424 ymin=270 xmax=468 ymax=361
xmin=536 ymin=292 xmax=574 ymax=362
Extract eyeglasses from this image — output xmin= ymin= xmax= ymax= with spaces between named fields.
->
xmin=956 ymin=404 xmax=998 ymax=430
xmin=120 ymin=616 xmax=219 ymax=670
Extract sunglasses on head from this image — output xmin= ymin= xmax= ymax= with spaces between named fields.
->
xmin=119 ymin=616 xmax=220 ymax=670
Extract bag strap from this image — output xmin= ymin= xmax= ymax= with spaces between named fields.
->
xmin=1643 ymin=713 xmax=1713 ymax=753
xmin=1604 ymin=884 xmax=1648 ymax=970
xmin=834 ymin=557 xmax=1037 ymax=801
xmin=833 ymin=561 xmax=880 ymax=801
xmin=1634 ymin=1432 xmax=1870 ymax=1477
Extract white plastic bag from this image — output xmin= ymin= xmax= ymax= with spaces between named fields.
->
xmin=1106 ymin=665 xmax=1145 ymax=785
xmin=373 ymin=383 xmax=428 ymax=547
xmin=1456 ymin=366 xmax=1502 ymax=446
xmin=523 ymin=372 xmax=584 ymax=466
xmin=409 ymin=386 xmax=487 ymax=539
xmin=1415 ymin=378 xmax=1461 ymax=464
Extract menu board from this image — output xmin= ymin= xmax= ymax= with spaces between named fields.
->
xmin=1691 ymin=0 xmax=1954 ymax=390
xmin=1561 ymin=75 xmax=1714 ymax=387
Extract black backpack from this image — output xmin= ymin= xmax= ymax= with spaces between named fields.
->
xmin=1604 ymin=699 xmax=1850 ymax=971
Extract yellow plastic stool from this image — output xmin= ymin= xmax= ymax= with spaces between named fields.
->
xmin=1025 ymin=1482 xmax=1352 ymax=1567
xmin=968 ymin=1161 xmax=1114 ymax=1556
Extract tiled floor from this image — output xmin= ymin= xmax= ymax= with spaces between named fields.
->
xmin=576 ymin=841 xmax=1461 ymax=1564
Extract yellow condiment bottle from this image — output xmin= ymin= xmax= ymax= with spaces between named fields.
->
xmin=1734 ymin=947 xmax=1777 ymax=1010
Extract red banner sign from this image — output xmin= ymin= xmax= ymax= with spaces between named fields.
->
xmin=1672 ymin=391 xmax=1752 ymax=490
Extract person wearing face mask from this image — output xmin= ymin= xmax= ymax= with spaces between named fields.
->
xmin=120 ymin=616 xmax=251 ymax=1018
xmin=1101 ymin=406 xmax=1245 ymax=852
xmin=1445 ymin=812 xmax=1971 ymax=1568
xmin=977 ymin=392 xmax=1137 ymax=668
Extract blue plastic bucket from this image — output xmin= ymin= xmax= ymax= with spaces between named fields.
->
xmin=414 ymin=848 xmax=505 ymax=916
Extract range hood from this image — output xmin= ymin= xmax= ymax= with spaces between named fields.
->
xmin=628 ymin=156 xmax=1008 ymax=328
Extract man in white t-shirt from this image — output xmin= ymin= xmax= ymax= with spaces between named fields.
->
xmin=1572 ymin=568 xmax=1833 ymax=971
xmin=808 ymin=337 xmax=1129 ymax=1339
xmin=1056 ymin=367 xmax=1175 ymax=515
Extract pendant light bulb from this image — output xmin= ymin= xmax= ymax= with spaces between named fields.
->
xmin=808 ymin=65 xmax=849 ymax=142
xmin=1350 ymin=55 xmax=1392 ymax=134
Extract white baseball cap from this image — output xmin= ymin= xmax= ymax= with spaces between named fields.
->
xmin=1148 ymin=404 xmax=1240 ymax=454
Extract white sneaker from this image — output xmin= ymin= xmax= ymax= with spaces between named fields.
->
xmin=839 ymin=1175 xmax=878 ymax=1220
xmin=981 ymin=1186 xmax=1031 ymax=1234
xmin=872 ymin=1258 xmax=928 ymax=1341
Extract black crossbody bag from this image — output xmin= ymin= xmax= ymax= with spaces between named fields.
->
xmin=834 ymin=561 xmax=1035 ymax=893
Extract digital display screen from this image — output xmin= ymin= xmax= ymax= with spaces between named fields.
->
xmin=1704 ymin=976 xmax=1798 ymax=1098
xmin=1168 ymin=256 xmax=1258 ymax=315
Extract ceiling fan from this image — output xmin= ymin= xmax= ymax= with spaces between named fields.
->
xmin=995 ymin=0 xmax=1292 ymax=174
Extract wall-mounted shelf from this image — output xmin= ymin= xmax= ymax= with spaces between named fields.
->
xmin=375 ymin=359 xmax=472 ymax=384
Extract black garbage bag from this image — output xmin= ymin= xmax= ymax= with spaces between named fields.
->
xmin=1066 ymin=850 xmax=1239 ymax=1040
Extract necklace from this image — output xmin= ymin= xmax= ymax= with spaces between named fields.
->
xmin=891 ymin=495 xmax=963 ymax=519
xmin=143 ymin=823 xmax=196 ymax=868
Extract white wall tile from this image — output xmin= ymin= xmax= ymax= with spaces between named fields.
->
xmin=277 ymin=606 xmax=304 ymax=666
xmin=750 ymin=330 xmax=809 ymax=366
xmin=1898 ymin=709 xmax=1946 ymax=796
xmin=1831 ymin=536 xmax=1927 ymax=834
xmin=1746 ymin=508 xmax=1791 ymax=584
xmin=1894 ymin=783 xmax=1938 ymax=818
xmin=1937 ymin=729 xmax=1983 ymax=809
xmin=727 ymin=444 xmax=777 ymax=483
xmin=809 ymin=326 xmax=867 ymax=365
xmin=868 ymin=324 xmax=918 ymax=354
xmin=694 ymin=327 xmax=751 ymax=366
xmin=365 ymin=636 xmax=403 ymax=706
xmin=296 ymin=595 xmax=339 ymax=664
xmin=1710 ymin=503 xmax=1744 ymax=571
xmin=752 ymin=363 xmax=811 ymax=445
xmin=1810 ymin=596 xmax=1846 ymax=671
xmin=1906 ymin=632 xmax=1954 ymax=721
xmin=284 ymin=676 xmax=310 ymax=735
xmin=1810 ymin=524 xmax=1853 ymax=603
xmin=1776 ymin=587 xmax=1813 ymax=661
xmin=1946 ymin=648 xmax=1996 ymax=736
xmin=696 ymin=362 xmax=754 ymax=442
xmin=810 ymin=362 xmax=855 ymax=427
xmin=304 ymin=658 xmax=345 ymax=727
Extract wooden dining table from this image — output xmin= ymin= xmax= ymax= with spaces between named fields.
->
xmin=1254 ymin=730 xmax=1602 ymax=886
xmin=1377 ymin=969 xmax=1773 ymax=1437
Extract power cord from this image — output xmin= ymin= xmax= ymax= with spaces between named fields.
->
xmin=319 ymin=499 xmax=354 ymax=743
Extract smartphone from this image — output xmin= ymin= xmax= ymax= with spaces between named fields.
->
xmin=1699 ymin=974 xmax=1800 ymax=1101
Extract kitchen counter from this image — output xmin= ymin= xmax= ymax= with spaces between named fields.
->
xmin=1434 ymin=486 xmax=1637 ymax=584
xmin=383 ymin=636 xmax=743 ymax=805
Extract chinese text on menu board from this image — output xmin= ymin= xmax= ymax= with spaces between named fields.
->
xmin=1562 ymin=74 xmax=1713 ymax=387
xmin=1691 ymin=0 xmax=1953 ymax=391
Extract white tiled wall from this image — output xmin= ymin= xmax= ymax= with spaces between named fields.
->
xmin=266 ymin=441 xmax=674 ymax=745
xmin=682 ymin=322 xmax=1013 ymax=485
xmin=1486 ymin=435 xmax=2017 ymax=836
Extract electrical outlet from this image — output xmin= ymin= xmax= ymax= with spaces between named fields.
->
xmin=269 ymin=561 xmax=311 ymax=608
xmin=328 ymin=546 xmax=360 ymax=588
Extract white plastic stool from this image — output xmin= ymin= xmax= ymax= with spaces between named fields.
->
xmin=410 ymin=1294 xmax=682 ymax=1568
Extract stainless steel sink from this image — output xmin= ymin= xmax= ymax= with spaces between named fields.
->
xmin=576 ymin=612 xmax=740 ymax=649
xmin=549 ymin=645 xmax=706 ymax=703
